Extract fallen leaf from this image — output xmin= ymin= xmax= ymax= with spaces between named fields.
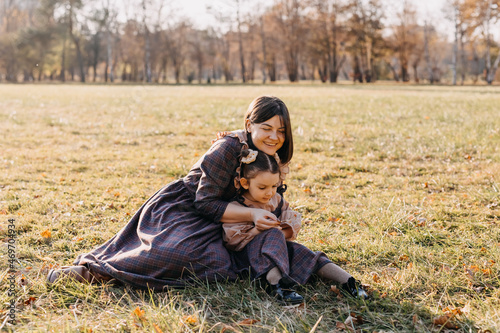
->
xmin=330 ymin=285 xmax=342 ymax=296
xmin=371 ymin=272 xmax=380 ymax=283
xmin=24 ymin=297 xmax=36 ymax=305
xmin=432 ymin=314 xmax=459 ymax=329
xmin=349 ymin=313 xmax=363 ymax=325
xmin=183 ymin=315 xmax=197 ymax=325
xmin=336 ymin=321 xmax=355 ymax=332
xmin=132 ymin=307 xmax=145 ymax=320
xmin=236 ymin=319 xmax=259 ymax=326
xmin=443 ymin=307 xmax=462 ymax=316
xmin=41 ymin=229 xmax=51 ymax=238
xmin=153 ymin=323 xmax=163 ymax=333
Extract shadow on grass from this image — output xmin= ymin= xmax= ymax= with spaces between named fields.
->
xmin=37 ymin=276 xmax=480 ymax=332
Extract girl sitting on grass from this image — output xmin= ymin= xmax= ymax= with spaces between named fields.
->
xmin=223 ymin=148 xmax=368 ymax=306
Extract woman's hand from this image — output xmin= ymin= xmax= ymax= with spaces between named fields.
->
xmin=251 ymin=209 xmax=281 ymax=231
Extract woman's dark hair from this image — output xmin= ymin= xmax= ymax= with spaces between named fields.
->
xmin=244 ymin=96 xmax=294 ymax=164
xmin=240 ymin=149 xmax=280 ymax=180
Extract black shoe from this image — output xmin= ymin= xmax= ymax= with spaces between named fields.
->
xmin=266 ymin=279 xmax=304 ymax=306
xmin=341 ymin=277 xmax=369 ymax=299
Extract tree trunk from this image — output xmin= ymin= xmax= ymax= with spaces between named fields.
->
xmin=387 ymin=61 xmax=400 ymax=82
xmin=267 ymin=53 xmax=276 ymax=82
xmin=424 ymin=22 xmax=433 ymax=84
xmin=460 ymin=31 xmax=466 ymax=85
xmin=105 ymin=25 xmax=114 ymax=82
xmin=452 ymin=6 xmax=458 ymax=85
xmin=144 ymin=28 xmax=151 ymax=82
xmin=285 ymin=49 xmax=299 ymax=82
xmin=236 ymin=0 xmax=246 ymax=83
xmin=413 ymin=61 xmax=419 ymax=83
xmin=60 ymin=30 xmax=67 ymax=82
xmin=485 ymin=0 xmax=493 ymax=84
xmin=160 ymin=57 xmax=167 ymax=83
xmin=68 ymin=3 xmax=85 ymax=83
xmin=259 ymin=16 xmax=267 ymax=84
xmin=249 ymin=52 xmax=256 ymax=82
xmin=488 ymin=53 xmax=500 ymax=84
xmin=319 ymin=63 xmax=327 ymax=83
xmin=353 ymin=55 xmax=363 ymax=83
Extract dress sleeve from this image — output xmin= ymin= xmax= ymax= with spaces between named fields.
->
xmin=193 ymin=137 xmax=240 ymax=223
xmin=278 ymin=199 xmax=302 ymax=241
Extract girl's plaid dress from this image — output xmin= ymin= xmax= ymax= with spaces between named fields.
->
xmin=74 ymin=131 xmax=332 ymax=290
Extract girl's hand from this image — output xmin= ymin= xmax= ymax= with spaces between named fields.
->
xmin=251 ymin=209 xmax=280 ymax=231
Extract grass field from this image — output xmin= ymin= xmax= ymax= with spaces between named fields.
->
xmin=0 ymin=83 xmax=499 ymax=332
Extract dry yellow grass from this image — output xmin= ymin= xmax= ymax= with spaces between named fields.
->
xmin=0 ymin=83 xmax=499 ymax=332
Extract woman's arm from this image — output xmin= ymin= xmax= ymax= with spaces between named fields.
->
xmin=192 ymin=136 xmax=281 ymax=231
xmin=221 ymin=202 xmax=281 ymax=231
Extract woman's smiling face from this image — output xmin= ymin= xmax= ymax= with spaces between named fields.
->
xmin=246 ymin=115 xmax=285 ymax=156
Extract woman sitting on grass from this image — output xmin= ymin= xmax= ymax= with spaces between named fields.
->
xmin=223 ymin=148 xmax=367 ymax=305
xmin=47 ymin=95 xmax=367 ymax=304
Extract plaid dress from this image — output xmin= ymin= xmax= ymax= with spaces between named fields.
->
xmin=74 ymin=133 xmax=331 ymax=290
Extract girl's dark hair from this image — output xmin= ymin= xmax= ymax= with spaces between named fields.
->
xmin=244 ymin=96 xmax=294 ymax=164
xmin=240 ymin=149 xmax=280 ymax=180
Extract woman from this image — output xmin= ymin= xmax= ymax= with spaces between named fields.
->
xmin=48 ymin=96 xmax=366 ymax=303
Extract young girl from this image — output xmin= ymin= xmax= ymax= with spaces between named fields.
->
xmin=223 ymin=149 xmax=368 ymax=305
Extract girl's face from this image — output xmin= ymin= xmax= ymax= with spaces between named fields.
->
xmin=246 ymin=115 xmax=285 ymax=156
xmin=240 ymin=171 xmax=280 ymax=204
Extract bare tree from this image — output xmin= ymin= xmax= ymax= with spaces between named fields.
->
xmin=346 ymin=0 xmax=384 ymax=83
xmin=424 ymin=21 xmax=434 ymax=84
xmin=391 ymin=0 xmax=419 ymax=82
xmin=67 ymin=0 xmax=86 ymax=82
xmin=309 ymin=0 xmax=348 ymax=83
xmin=235 ymin=0 xmax=247 ymax=82
xmin=461 ymin=0 xmax=500 ymax=84
xmin=273 ymin=0 xmax=304 ymax=82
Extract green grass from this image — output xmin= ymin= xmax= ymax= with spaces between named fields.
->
xmin=0 ymin=83 xmax=499 ymax=332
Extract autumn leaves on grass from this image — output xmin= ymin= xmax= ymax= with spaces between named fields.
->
xmin=131 ymin=306 xmax=260 ymax=332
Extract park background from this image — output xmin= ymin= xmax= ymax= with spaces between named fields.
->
xmin=1 ymin=0 xmax=500 ymax=85
xmin=1 ymin=0 xmax=500 ymax=332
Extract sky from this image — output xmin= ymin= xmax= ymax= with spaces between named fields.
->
xmin=177 ymin=0 xmax=450 ymax=28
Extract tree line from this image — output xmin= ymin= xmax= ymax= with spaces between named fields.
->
xmin=1 ymin=0 xmax=499 ymax=84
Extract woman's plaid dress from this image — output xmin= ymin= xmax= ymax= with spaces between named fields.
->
xmin=74 ymin=133 xmax=332 ymax=290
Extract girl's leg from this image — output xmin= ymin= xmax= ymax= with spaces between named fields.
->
xmin=316 ymin=262 xmax=351 ymax=284
xmin=266 ymin=266 xmax=282 ymax=285
xmin=317 ymin=263 xmax=369 ymax=299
